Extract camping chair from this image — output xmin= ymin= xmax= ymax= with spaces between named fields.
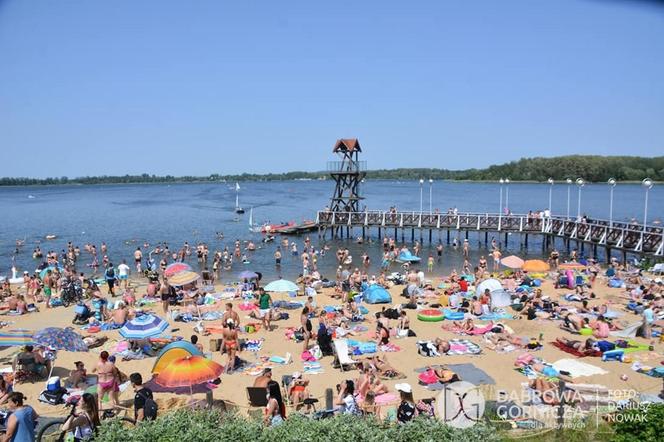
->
xmin=13 ymin=355 xmax=45 ymax=384
xmin=246 ymin=386 xmax=269 ymax=407
xmin=333 ymin=339 xmax=358 ymax=372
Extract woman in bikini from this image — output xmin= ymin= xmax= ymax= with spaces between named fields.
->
xmin=92 ymin=351 xmax=118 ymax=411
xmin=221 ymin=321 xmax=239 ymax=373
xmin=375 ymin=322 xmax=390 ymax=346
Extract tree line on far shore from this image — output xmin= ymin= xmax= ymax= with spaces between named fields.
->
xmin=1 ymin=155 xmax=662 ymax=186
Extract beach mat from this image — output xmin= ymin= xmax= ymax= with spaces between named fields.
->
xmin=446 ymin=363 xmax=495 ymax=385
xmin=551 ymin=359 xmax=608 ymax=378
xmin=550 ymin=341 xmax=601 ymax=358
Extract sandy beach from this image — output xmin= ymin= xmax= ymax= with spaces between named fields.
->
xmin=1 ymin=270 xmax=662 ymax=425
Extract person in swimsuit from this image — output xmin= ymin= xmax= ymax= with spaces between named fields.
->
xmin=221 ymin=321 xmax=239 ymax=373
xmin=43 ymin=270 xmax=54 ymax=309
xmin=300 ymin=306 xmax=313 ymax=352
xmin=93 ymin=351 xmax=118 ymax=411
xmin=61 ymin=392 xmax=100 ymax=441
xmin=264 ymin=381 xmax=285 ymax=426
xmin=397 ymin=310 xmax=410 ymax=338
xmin=288 ymin=372 xmax=311 ymax=410
xmin=160 ymin=277 xmax=172 ymax=318
xmin=376 ymin=322 xmax=390 ymax=346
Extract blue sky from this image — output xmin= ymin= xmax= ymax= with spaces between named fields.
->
xmin=0 ymin=0 xmax=663 ymax=178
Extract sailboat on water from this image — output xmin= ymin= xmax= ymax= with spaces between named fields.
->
xmin=234 ymin=182 xmax=245 ymax=214
xmin=248 ymin=208 xmax=262 ymax=233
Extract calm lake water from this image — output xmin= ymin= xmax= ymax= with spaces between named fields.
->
xmin=1 ymin=180 xmax=662 ymax=281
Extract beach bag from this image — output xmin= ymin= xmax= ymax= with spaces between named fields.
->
xmin=138 ymin=390 xmax=158 ymax=420
xmin=39 ymin=387 xmax=67 ymax=405
xmin=418 ymin=369 xmax=438 ymax=385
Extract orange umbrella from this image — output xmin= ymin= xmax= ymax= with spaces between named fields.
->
xmin=558 ymin=262 xmax=586 ymax=271
xmin=155 ymin=356 xmax=223 ymax=394
xmin=522 ymin=259 xmax=550 ymax=273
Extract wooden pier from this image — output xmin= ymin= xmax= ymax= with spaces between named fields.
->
xmin=315 ymin=210 xmax=664 ymax=258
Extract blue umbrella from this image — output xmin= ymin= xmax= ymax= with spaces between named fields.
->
xmin=120 ymin=314 xmax=168 ymax=339
xmin=264 ymin=279 xmax=299 ymax=292
xmin=39 ymin=266 xmax=64 ymax=280
xmin=33 ymin=327 xmax=87 ymax=352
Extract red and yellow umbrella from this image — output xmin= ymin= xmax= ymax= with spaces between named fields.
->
xmin=155 ymin=356 xmax=223 ymax=389
xmin=522 ymin=259 xmax=550 ymax=273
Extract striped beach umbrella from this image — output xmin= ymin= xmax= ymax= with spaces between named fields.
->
xmin=164 ymin=262 xmax=192 ymax=277
xmin=33 ymin=327 xmax=87 ymax=352
xmin=155 ymin=355 xmax=223 ymax=389
xmin=0 ymin=330 xmax=35 ymax=347
xmin=120 ymin=314 xmax=168 ymax=339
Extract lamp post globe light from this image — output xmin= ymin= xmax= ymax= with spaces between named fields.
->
xmin=575 ymin=178 xmax=585 ymax=220
xmin=566 ymin=178 xmax=572 ymax=219
xmin=547 ymin=178 xmax=554 ymax=217
xmin=642 ymin=178 xmax=654 ymax=235
xmin=504 ymin=178 xmax=510 ymax=215
xmin=499 ymin=179 xmax=504 ymax=216
xmin=607 ymin=178 xmax=616 ymax=228
xmin=428 ymin=179 xmax=433 ymax=214
xmin=419 ymin=179 xmax=424 ymax=213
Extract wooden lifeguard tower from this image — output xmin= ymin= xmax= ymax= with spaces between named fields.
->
xmin=328 ymin=138 xmax=366 ymax=213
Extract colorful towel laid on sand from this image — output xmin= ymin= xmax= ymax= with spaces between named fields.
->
xmin=348 ymin=340 xmax=377 ymax=355
xmin=447 ymin=339 xmax=482 ymax=355
xmin=303 ymin=361 xmax=324 ymax=374
xmin=242 ymin=339 xmax=263 ymax=352
xmin=442 ymin=322 xmax=494 ymax=336
xmin=374 ymin=392 xmax=399 ymax=405
xmin=551 ymin=359 xmax=608 ymax=378
xmin=479 ymin=312 xmax=515 ymax=321
xmin=417 ymin=339 xmax=481 ymax=357
xmin=379 ymin=343 xmax=401 ymax=352
xmin=551 ymin=341 xmax=602 ymax=357
xmin=416 ymin=364 xmax=494 ymax=389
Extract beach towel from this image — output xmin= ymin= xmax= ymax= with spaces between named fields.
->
xmin=374 ymin=392 xmax=399 ymax=405
xmin=479 ymin=312 xmax=515 ymax=321
xmin=379 ymin=343 xmax=401 ymax=352
xmin=551 ymin=359 xmax=608 ymax=378
xmin=610 ymin=322 xmax=642 ymax=339
xmin=447 ymin=339 xmax=482 ymax=355
xmin=550 ymin=341 xmax=601 ymax=358
xmin=446 ymin=363 xmax=495 ymax=385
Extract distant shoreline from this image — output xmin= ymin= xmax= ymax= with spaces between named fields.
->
xmin=1 ymin=154 xmax=662 ymax=186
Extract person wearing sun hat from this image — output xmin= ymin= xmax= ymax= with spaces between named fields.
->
xmin=395 ymin=383 xmax=417 ymax=423
xmin=288 ymin=371 xmax=311 ymax=409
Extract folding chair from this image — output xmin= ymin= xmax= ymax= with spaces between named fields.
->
xmin=333 ymin=339 xmax=358 ymax=372
xmin=246 ymin=386 xmax=268 ymax=407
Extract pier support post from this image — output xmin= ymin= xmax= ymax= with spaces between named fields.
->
xmin=428 ymin=229 xmax=432 ymax=243
xmin=378 ymin=227 xmax=382 ymax=239
xmin=524 ymin=234 xmax=529 ymax=250
xmin=446 ymin=230 xmax=450 ymax=245
xmin=605 ymin=247 xmax=611 ymax=264
xmin=504 ymin=232 xmax=508 ymax=249
xmin=411 ymin=229 xmax=415 ymax=242
xmin=484 ymin=232 xmax=488 ymax=247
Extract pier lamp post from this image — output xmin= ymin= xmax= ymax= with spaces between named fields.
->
xmin=419 ymin=179 xmax=424 ymax=213
xmin=607 ymin=178 xmax=616 ymax=228
xmin=499 ymin=179 xmax=504 ymax=220
xmin=642 ymin=178 xmax=653 ymax=238
xmin=504 ymin=178 xmax=510 ymax=214
xmin=576 ymin=178 xmax=585 ymax=220
xmin=566 ymin=178 xmax=572 ymax=219
xmin=429 ymin=178 xmax=433 ymax=214
xmin=547 ymin=178 xmax=554 ymax=216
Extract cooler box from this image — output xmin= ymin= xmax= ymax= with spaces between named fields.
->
xmin=47 ymin=376 xmax=61 ymax=392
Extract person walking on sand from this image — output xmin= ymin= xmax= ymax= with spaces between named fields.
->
xmin=160 ymin=277 xmax=173 ymax=319
xmin=104 ymin=264 xmax=117 ymax=297
xmin=221 ymin=321 xmax=239 ymax=373
xmin=117 ymin=260 xmax=130 ymax=290
xmin=134 ymin=247 xmax=143 ymax=273
xmin=427 ymin=254 xmax=434 ymax=273
xmin=492 ymin=248 xmax=502 ymax=273
xmin=257 ymin=288 xmax=272 ymax=331
xmin=92 ymin=351 xmax=118 ymax=412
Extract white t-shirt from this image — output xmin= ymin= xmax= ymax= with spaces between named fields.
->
xmin=117 ymin=263 xmax=130 ymax=276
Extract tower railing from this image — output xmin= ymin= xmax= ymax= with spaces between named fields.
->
xmin=326 ymin=161 xmax=367 ymax=173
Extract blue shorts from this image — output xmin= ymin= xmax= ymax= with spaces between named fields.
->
xmin=119 ymin=275 xmax=128 ymax=280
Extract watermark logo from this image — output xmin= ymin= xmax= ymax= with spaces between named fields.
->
xmin=436 ymin=381 xmax=485 ymax=428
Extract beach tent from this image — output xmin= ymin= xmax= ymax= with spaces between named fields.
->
xmin=363 ymin=285 xmax=392 ymax=304
xmin=152 ymin=341 xmax=203 ymax=374
xmin=490 ymin=289 xmax=512 ymax=309
xmin=476 ymin=278 xmax=502 ymax=295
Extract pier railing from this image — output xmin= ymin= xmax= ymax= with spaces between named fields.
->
xmin=315 ymin=210 xmax=664 ymax=256
xmin=326 ymin=160 xmax=367 ymax=173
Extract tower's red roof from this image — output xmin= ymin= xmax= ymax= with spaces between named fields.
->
xmin=333 ymin=138 xmax=361 ymax=153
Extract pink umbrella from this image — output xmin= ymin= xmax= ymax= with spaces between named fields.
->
xmin=164 ymin=262 xmax=193 ymax=277
xmin=500 ymin=255 xmax=525 ymax=269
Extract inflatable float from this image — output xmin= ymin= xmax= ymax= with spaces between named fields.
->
xmin=443 ymin=309 xmax=465 ymax=320
xmin=397 ymin=250 xmax=421 ymax=263
xmin=417 ymin=309 xmax=444 ymax=322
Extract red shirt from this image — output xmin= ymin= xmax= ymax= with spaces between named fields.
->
xmin=459 ymin=280 xmax=468 ymax=292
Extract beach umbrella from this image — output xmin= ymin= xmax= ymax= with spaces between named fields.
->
xmin=522 ymin=259 xmax=550 ymax=273
xmin=120 ymin=314 xmax=168 ymax=339
xmin=238 ymin=270 xmax=258 ymax=280
xmin=500 ymin=255 xmax=524 ymax=269
xmin=558 ymin=262 xmax=586 ymax=271
xmin=264 ymin=279 xmax=299 ymax=292
xmin=33 ymin=327 xmax=87 ymax=352
xmin=476 ymin=278 xmax=503 ymax=295
xmin=164 ymin=262 xmax=192 ymax=277
xmin=0 ymin=330 xmax=35 ymax=347
xmin=39 ymin=266 xmax=64 ymax=280
xmin=152 ymin=341 xmax=203 ymax=374
xmin=168 ymin=270 xmax=200 ymax=286
xmin=155 ymin=355 xmax=223 ymax=397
